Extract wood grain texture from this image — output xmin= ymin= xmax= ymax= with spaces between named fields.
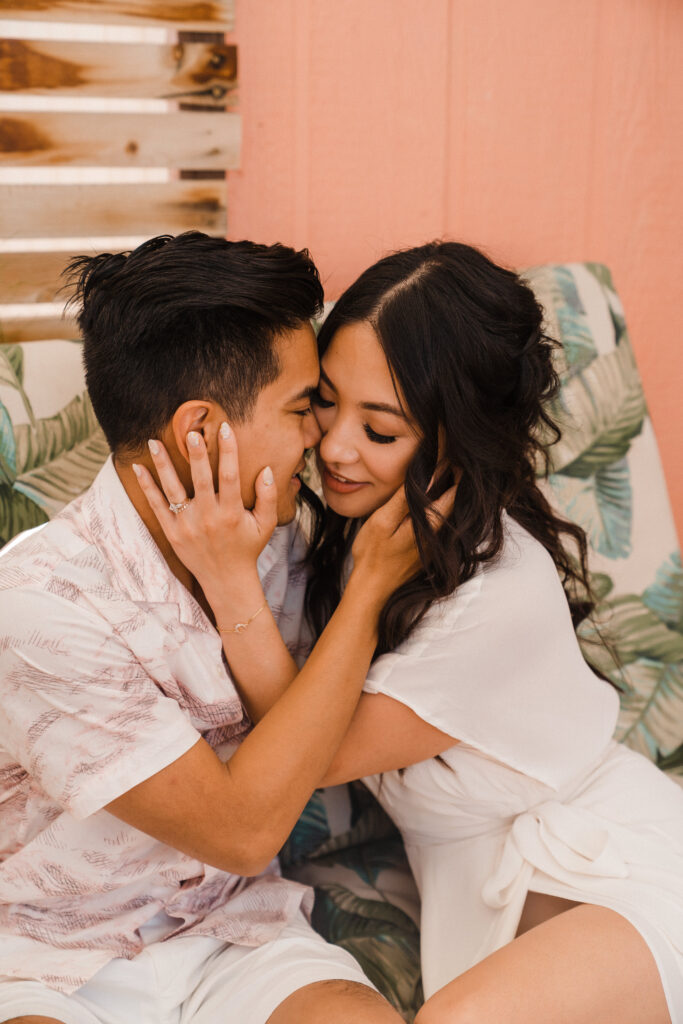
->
xmin=0 ymin=38 xmax=237 ymax=107
xmin=0 ymin=110 xmax=239 ymax=167
xmin=1 ymin=180 xmax=226 ymax=241
xmin=0 ymin=310 xmax=78 ymax=343
xmin=0 ymin=1 xmax=234 ymax=31
xmin=0 ymin=253 xmax=72 ymax=303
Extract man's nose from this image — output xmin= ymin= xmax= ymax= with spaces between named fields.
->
xmin=303 ymin=411 xmax=322 ymax=449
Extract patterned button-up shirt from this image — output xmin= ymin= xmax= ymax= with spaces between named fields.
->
xmin=0 ymin=457 xmax=312 ymax=993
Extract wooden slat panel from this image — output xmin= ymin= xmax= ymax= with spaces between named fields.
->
xmin=0 ymin=110 xmax=239 ymax=168
xmin=0 ymin=39 xmax=237 ymax=107
xmin=1 ymin=180 xmax=227 ymax=241
xmin=0 ymin=2 xmax=234 ymax=31
xmin=0 ymin=311 xmax=78 ymax=343
xmin=0 ymin=253 xmax=70 ymax=303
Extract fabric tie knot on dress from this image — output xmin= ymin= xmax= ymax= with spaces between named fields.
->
xmin=483 ymin=800 xmax=630 ymax=910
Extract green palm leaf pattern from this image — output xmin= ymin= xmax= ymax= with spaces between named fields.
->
xmin=615 ymin=660 xmax=683 ymax=760
xmin=280 ymin=790 xmax=331 ymax=865
xmin=546 ymin=336 xmax=646 ymax=478
xmin=11 ymin=394 xmax=109 ymax=519
xmin=0 ymin=484 xmax=48 ymax=545
xmin=643 ymin=553 xmax=683 ymax=632
xmin=0 ymin=401 xmax=16 ymax=487
xmin=657 ymin=742 xmax=683 ymax=779
xmin=524 ymin=265 xmax=598 ymax=374
xmin=0 ymin=345 xmax=36 ymax=429
xmin=549 ymin=458 xmax=632 ymax=559
xmin=312 ymin=883 xmax=422 ymax=1022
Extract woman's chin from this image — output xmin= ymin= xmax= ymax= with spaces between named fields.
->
xmin=323 ymin=486 xmax=381 ymax=520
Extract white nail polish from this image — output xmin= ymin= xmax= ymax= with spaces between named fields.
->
xmin=132 ymin=463 xmax=142 ymax=477
xmin=220 ymin=422 xmax=231 ymax=440
xmin=263 ymin=467 xmax=274 ymax=486
xmin=187 ymin=432 xmax=201 ymax=448
xmin=148 ymin=439 xmax=160 ymax=455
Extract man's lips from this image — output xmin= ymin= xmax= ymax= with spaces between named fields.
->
xmin=322 ymin=466 xmax=368 ymax=494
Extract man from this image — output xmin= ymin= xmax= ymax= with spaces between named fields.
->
xmin=0 ymin=233 xmax=404 ymax=1024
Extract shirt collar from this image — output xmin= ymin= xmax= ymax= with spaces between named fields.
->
xmin=80 ymin=456 xmax=294 ymax=630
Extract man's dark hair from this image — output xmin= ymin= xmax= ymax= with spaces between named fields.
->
xmin=66 ymin=232 xmax=324 ymax=452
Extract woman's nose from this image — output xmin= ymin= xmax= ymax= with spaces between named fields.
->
xmin=318 ymin=420 xmax=357 ymax=465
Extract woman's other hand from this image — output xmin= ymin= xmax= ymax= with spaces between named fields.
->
xmin=350 ymin=480 xmax=458 ymax=602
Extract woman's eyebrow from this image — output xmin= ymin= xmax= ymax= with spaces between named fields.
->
xmin=287 ymin=384 xmax=318 ymax=404
xmin=360 ymin=399 xmax=407 ymax=419
xmin=319 ymin=367 xmax=406 ymax=419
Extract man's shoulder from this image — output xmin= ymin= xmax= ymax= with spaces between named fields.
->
xmin=0 ymin=490 xmax=127 ymax=628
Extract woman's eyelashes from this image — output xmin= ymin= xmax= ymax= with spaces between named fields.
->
xmin=311 ymin=389 xmax=334 ymax=409
xmin=363 ymin=424 xmax=397 ymax=444
xmin=312 ymin=389 xmax=397 ymax=444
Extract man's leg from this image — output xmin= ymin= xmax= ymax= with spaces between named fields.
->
xmin=183 ymin=912 xmax=405 ymax=1024
xmin=5 ymin=1018 xmax=66 ymax=1024
xmin=267 ymin=979 xmax=402 ymax=1023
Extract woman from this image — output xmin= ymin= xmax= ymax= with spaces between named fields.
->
xmin=136 ymin=242 xmax=682 ymax=1023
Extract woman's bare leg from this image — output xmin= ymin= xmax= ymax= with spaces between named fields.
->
xmin=415 ymin=904 xmax=670 ymax=1024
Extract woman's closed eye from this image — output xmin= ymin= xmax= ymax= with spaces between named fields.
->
xmin=311 ymin=389 xmax=334 ymax=409
xmin=364 ymin=424 xmax=397 ymax=444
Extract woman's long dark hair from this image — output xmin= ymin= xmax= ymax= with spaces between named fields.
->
xmin=305 ymin=241 xmax=606 ymax=665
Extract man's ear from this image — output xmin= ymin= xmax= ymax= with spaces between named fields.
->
xmin=169 ymin=401 xmax=213 ymax=462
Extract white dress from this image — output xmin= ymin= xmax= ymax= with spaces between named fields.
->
xmin=361 ymin=513 xmax=683 ymax=1019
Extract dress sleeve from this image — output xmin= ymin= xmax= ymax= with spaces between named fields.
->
xmin=363 ymin=523 xmax=619 ymax=789
xmin=0 ymin=588 xmax=201 ymax=819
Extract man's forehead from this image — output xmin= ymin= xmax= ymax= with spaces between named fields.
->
xmin=272 ymin=324 xmax=320 ymax=394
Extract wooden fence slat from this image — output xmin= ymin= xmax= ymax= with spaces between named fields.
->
xmin=0 ymin=310 xmax=78 ymax=343
xmin=0 ymin=110 xmax=239 ymax=168
xmin=0 ymin=253 xmax=70 ymax=303
xmin=0 ymin=180 xmax=227 ymax=243
xmin=0 ymin=2 xmax=234 ymax=31
xmin=0 ymin=39 xmax=237 ymax=107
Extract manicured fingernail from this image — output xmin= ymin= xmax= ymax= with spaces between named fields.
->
xmin=263 ymin=466 xmax=274 ymax=486
xmin=187 ymin=431 xmax=201 ymax=448
xmin=220 ymin=422 xmax=231 ymax=440
xmin=148 ymin=439 xmax=160 ymax=456
xmin=132 ymin=463 xmax=142 ymax=477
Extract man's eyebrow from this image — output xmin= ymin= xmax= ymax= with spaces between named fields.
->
xmin=319 ymin=366 xmax=406 ymax=419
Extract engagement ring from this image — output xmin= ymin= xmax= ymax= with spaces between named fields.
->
xmin=168 ymin=500 xmax=191 ymax=514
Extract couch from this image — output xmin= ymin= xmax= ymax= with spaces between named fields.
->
xmin=1 ymin=263 xmax=681 ymax=1021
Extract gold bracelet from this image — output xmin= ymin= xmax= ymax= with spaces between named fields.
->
xmin=216 ymin=600 xmax=267 ymax=635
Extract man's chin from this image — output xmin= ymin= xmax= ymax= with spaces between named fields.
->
xmin=276 ymin=501 xmax=298 ymax=526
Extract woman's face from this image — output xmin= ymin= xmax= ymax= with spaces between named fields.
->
xmin=313 ymin=320 xmax=420 ymax=518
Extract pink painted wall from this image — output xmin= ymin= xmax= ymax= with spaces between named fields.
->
xmin=228 ymin=0 xmax=683 ymax=542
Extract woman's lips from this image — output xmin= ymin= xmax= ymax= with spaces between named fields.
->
xmin=322 ymin=467 xmax=368 ymax=494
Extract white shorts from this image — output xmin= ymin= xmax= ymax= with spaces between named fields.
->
xmin=0 ymin=912 xmax=375 ymax=1024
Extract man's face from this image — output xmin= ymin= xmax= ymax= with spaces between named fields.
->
xmin=233 ymin=323 xmax=321 ymax=524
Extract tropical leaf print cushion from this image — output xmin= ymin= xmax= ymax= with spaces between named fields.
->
xmin=526 ymin=263 xmax=683 ymax=781
xmin=0 ymin=341 xmax=109 ymax=546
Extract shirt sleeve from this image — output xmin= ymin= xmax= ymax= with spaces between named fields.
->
xmin=363 ymin=524 xmax=619 ymax=789
xmin=0 ymin=588 xmax=202 ymax=819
